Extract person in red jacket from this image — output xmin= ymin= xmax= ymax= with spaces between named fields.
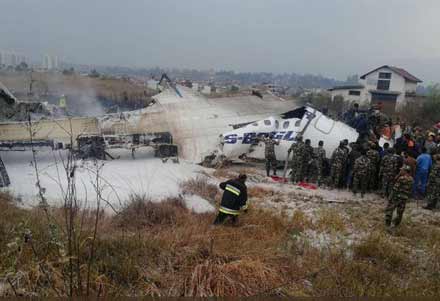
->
xmin=213 ymin=174 xmax=248 ymax=225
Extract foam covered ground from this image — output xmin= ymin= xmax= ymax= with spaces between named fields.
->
xmin=0 ymin=148 xmax=214 ymax=213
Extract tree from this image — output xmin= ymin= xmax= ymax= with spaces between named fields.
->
xmin=15 ymin=61 xmax=29 ymax=71
xmin=346 ymin=74 xmax=359 ymax=84
xmin=421 ymin=84 xmax=440 ymax=124
xmin=89 ymin=69 xmax=100 ymax=78
xmin=62 ymin=67 xmax=75 ymax=75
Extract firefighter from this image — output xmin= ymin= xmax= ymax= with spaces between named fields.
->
xmin=213 ymin=174 xmax=248 ymax=225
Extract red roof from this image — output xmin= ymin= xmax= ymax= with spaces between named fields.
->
xmin=360 ymin=65 xmax=422 ymax=83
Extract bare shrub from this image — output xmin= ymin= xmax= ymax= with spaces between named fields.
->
xmin=184 ymin=258 xmax=282 ymax=297
xmin=353 ymin=231 xmax=411 ymax=271
xmin=248 ymin=186 xmax=274 ymax=199
xmin=212 ymin=168 xmax=237 ymax=179
xmin=116 ymin=194 xmax=187 ymax=228
xmin=180 ymin=176 xmax=219 ymax=202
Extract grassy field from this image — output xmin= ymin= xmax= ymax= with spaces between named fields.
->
xmin=0 ymin=71 xmax=155 ymax=106
xmin=1 ymin=174 xmax=440 ymax=298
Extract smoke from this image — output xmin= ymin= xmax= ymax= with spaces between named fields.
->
xmin=44 ymin=74 xmax=106 ymax=117
xmin=71 ymin=91 xmax=106 ymax=117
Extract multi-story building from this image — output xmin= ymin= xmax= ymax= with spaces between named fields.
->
xmin=329 ymin=65 xmax=422 ymax=112
xmin=43 ymin=54 xmax=59 ymax=70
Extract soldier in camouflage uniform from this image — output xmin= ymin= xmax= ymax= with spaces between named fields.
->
xmin=288 ymin=135 xmax=306 ymax=183
xmin=352 ymin=149 xmax=370 ymax=197
xmin=347 ymin=143 xmax=362 ymax=189
xmin=342 ymin=139 xmax=351 ymax=188
xmin=261 ymin=136 xmax=280 ymax=177
xmin=316 ymin=140 xmax=326 ymax=186
xmin=424 ymin=154 xmax=440 ymax=210
xmin=379 ymin=148 xmax=397 ymax=197
xmin=303 ymin=139 xmax=314 ymax=181
xmin=330 ymin=141 xmax=348 ymax=188
xmin=385 ymin=165 xmax=413 ymax=227
xmin=366 ymin=143 xmax=381 ymax=191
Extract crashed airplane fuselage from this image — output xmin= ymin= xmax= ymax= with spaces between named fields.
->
xmin=108 ymin=85 xmax=299 ymax=162
xmin=220 ymin=106 xmax=359 ymax=161
xmin=1 ymin=81 xmax=359 ymax=164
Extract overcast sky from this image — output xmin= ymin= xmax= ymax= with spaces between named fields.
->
xmin=1 ymin=0 xmax=440 ymax=82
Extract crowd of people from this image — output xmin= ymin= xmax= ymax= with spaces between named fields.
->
xmin=260 ymin=103 xmax=440 ymax=228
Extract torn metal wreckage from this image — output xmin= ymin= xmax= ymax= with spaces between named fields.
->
xmin=0 ymin=78 xmax=358 ymax=167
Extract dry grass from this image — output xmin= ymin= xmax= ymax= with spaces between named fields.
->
xmin=248 ymin=186 xmax=274 ymax=199
xmin=2 ymin=192 xmax=440 ymax=297
xmin=179 ymin=176 xmax=219 ymax=203
xmin=353 ymin=231 xmax=412 ymax=271
xmin=315 ymin=208 xmax=346 ymax=233
xmin=115 ymin=194 xmax=188 ymax=229
xmin=212 ymin=168 xmax=237 ymax=179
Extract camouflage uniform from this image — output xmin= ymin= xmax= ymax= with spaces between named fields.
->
xmin=303 ymin=143 xmax=314 ymax=181
xmin=289 ymin=141 xmax=306 ymax=182
xmin=366 ymin=148 xmax=380 ymax=191
xmin=385 ymin=173 xmax=413 ymax=226
xmin=342 ymin=143 xmax=350 ymax=188
xmin=426 ymin=163 xmax=440 ymax=209
xmin=316 ymin=146 xmax=326 ymax=185
xmin=330 ymin=146 xmax=348 ymax=188
xmin=262 ymin=138 xmax=279 ymax=176
xmin=347 ymin=146 xmax=361 ymax=189
xmin=352 ymin=155 xmax=370 ymax=196
xmin=379 ymin=152 xmax=396 ymax=197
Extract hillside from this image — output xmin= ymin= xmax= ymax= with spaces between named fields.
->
xmin=0 ymin=71 xmax=156 ymax=114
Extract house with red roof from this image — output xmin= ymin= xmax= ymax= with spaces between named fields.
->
xmin=329 ymin=65 xmax=422 ymax=112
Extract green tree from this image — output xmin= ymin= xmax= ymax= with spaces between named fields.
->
xmin=89 ymin=69 xmax=100 ymax=78
xmin=421 ymin=84 xmax=440 ymax=124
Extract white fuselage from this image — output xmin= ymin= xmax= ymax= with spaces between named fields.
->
xmin=220 ymin=107 xmax=359 ymax=160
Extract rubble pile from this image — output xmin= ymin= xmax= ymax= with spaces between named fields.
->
xmin=0 ymin=82 xmax=48 ymax=121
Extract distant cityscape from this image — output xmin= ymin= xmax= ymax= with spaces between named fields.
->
xmin=0 ymin=50 xmax=58 ymax=70
xmin=0 ymin=51 xmax=430 ymax=96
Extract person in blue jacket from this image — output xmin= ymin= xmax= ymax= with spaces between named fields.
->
xmin=414 ymin=147 xmax=432 ymax=197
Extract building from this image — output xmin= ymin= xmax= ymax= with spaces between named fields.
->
xmin=0 ymin=51 xmax=27 ymax=67
xmin=43 ymin=54 xmax=59 ymax=70
xmin=201 ymin=85 xmax=212 ymax=95
xmin=329 ymin=65 xmax=422 ymax=112
xmin=147 ymin=79 xmax=159 ymax=90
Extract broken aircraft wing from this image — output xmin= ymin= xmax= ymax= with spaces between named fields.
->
xmin=124 ymin=85 xmax=298 ymax=162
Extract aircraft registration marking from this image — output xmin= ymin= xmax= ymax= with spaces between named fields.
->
xmin=224 ymin=131 xmax=297 ymax=144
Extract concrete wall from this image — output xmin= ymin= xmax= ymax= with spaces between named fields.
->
xmin=330 ymin=88 xmax=369 ymax=105
xmin=405 ymin=81 xmax=417 ymax=93
xmin=0 ymin=117 xmax=99 ymax=145
xmin=359 ymin=67 xmax=420 ymax=107
xmin=360 ymin=67 xmax=406 ymax=93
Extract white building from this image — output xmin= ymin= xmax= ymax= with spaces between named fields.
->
xmin=147 ymin=79 xmax=159 ymax=90
xmin=192 ymin=82 xmax=199 ymax=92
xmin=329 ymin=65 xmax=422 ymax=112
xmin=0 ymin=51 xmax=27 ymax=66
xmin=201 ymin=85 xmax=212 ymax=95
xmin=43 ymin=54 xmax=59 ymax=70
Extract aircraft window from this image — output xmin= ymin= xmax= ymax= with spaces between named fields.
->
xmin=275 ymin=120 xmax=279 ymax=129
xmin=283 ymin=121 xmax=289 ymax=129
xmin=264 ymin=120 xmax=271 ymax=126
xmin=295 ymin=120 xmax=301 ymax=127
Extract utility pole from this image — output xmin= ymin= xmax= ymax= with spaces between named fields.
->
xmin=28 ymin=69 xmax=36 ymax=96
